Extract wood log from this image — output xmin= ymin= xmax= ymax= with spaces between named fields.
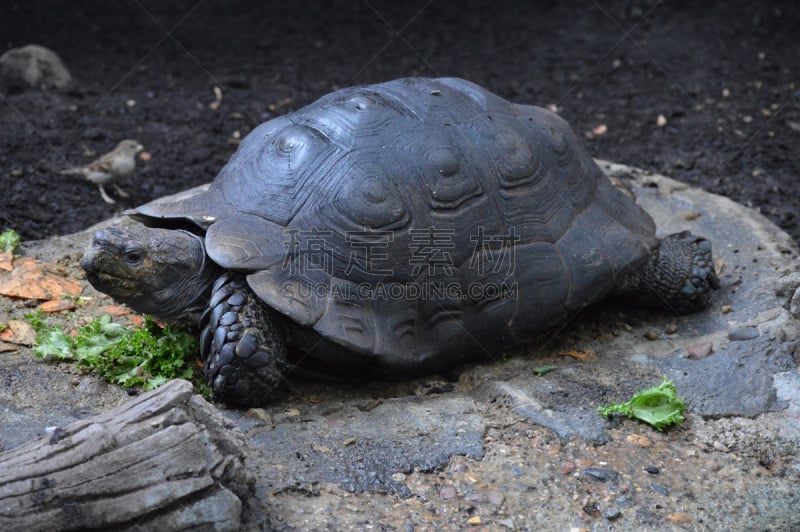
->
xmin=0 ymin=379 xmax=252 ymax=531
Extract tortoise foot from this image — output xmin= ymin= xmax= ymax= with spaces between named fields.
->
xmin=200 ymin=273 xmax=288 ymax=406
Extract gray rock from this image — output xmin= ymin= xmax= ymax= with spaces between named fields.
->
xmin=0 ymin=44 xmax=73 ymax=90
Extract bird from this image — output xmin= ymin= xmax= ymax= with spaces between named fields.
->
xmin=60 ymin=139 xmax=144 ymax=204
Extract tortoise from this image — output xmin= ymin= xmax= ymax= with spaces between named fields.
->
xmin=81 ymin=77 xmax=719 ymax=406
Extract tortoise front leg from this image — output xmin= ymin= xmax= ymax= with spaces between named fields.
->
xmin=200 ymin=273 xmax=288 ymax=406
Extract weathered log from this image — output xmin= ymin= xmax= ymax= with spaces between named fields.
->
xmin=0 ymin=379 xmax=252 ymax=531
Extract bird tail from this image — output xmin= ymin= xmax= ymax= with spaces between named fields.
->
xmin=60 ymin=167 xmax=86 ymax=176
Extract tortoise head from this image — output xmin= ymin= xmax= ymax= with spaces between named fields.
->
xmin=81 ymin=226 xmax=221 ymax=324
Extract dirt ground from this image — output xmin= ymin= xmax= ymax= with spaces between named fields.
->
xmin=1 ymin=0 xmax=798 ymax=243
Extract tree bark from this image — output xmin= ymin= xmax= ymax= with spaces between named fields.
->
xmin=0 ymin=379 xmax=252 ymax=531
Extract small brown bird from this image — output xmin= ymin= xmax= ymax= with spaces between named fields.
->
xmin=61 ymin=139 xmax=144 ymax=204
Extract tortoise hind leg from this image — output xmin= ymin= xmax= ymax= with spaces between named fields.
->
xmin=200 ymin=273 xmax=288 ymax=406
xmin=615 ymin=231 xmax=720 ymax=314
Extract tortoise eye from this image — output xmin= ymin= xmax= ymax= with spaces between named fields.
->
xmin=123 ymin=249 xmax=144 ymax=264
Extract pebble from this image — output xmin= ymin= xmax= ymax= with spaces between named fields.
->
xmin=575 ymin=458 xmax=593 ymax=468
xmin=615 ymin=496 xmax=635 ymax=508
xmin=644 ymin=465 xmax=660 ymax=474
xmin=687 ymin=342 xmax=714 ymax=359
xmin=466 ymin=516 xmax=482 ymax=525
xmin=439 ymin=486 xmax=457 ymax=500
xmin=583 ymin=468 xmax=619 ymax=482
xmin=512 ymin=466 xmax=525 ymax=476
xmin=497 ymin=518 xmax=515 ymax=529
xmin=666 ymin=512 xmax=693 ymax=525
xmin=486 ymin=489 xmax=505 ymax=506
xmin=625 ymin=434 xmax=652 ymax=447
xmin=562 ymin=461 xmax=575 ymax=475
xmin=650 ymin=482 xmax=670 ymax=496
xmin=728 ymin=326 xmax=759 ymax=341
xmin=604 ymin=507 xmax=622 ymax=520
xmin=644 ymin=331 xmax=659 ymax=340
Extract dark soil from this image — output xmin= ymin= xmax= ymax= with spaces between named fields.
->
xmin=2 ymin=0 xmax=799 ymax=243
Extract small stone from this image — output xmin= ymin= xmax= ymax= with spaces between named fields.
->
xmin=497 ymin=518 xmax=515 ymax=529
xmin=721 ymin=305 xmax=732 ymax=314
xmin=604 ymin=507 xmax=622 ymax=520
xmin=391 ymin=472 xmax=407 ymax=482
xmin=486 ymin=489 xmax=504 ymax=506
xmin=644 ymin=465 xmax=660 ymax=474
xmin=439 ymin=486 xmax=457 ymax=500
xmin=562 ymin=461 xmax=575 ymax=475
xmin=615 ymin=496 xmax=635 ymax=508
xmin=644 ymin=331 xmax=659 ymax=340
xmin=583 ymin=468 xmax=619 ymax=482
xmin=666 ymin=512 xmax=693 ymax=525
xmin=466 ymin=516 xmax=482 ymax=525
xmin=575 ymin=458 xmax=593 ymax=468
xmin=687 ymin=342 xmax=713 ymax=360
xmin=656 ymin=114 xmax=667 ymax=127
xmin=0 ymin=44 xmax=72 ymax=90
xmin=665 ymin=323 xmax=678 ymax=334
xmin=650 ymin=482 xmax=670 ymax=496
xmin=466 ymin=473 xmax=479 ymax=483
xmin=465 ymin=492 xmax=486 ymax=503
xmin=244 ymin=408 xmax=270 ymax=422
xmin=512 ymin=466 xmax=525 ymax=476
xmin=684 ymin=211 xmax=701 ymax=220
xmin=342 ymin=437 xmax=356 ymax=446
xmin=286 ymin=408 xmax=301 ymax=417
xmin=625 ymin=434 xmax=652 ymax=447
xmin=728 ymin=326 xmax=759 ymax=341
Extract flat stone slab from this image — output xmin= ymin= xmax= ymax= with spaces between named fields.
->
xmin=1 ymin=162 xmax=798 ymax=530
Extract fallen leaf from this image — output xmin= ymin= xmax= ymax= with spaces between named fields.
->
xmin=0 ymin=320 xmax=36 ymax=346
xmin=104 ymin=305 xmax=132 ymax=317
xmin=37 ymin=299 xmax=77 ymax=313
xmin=128 ymin=315 xmax=145 ymax=328
xmin=532 ymin=364 xmax=558 ymax=376
xmin=0 ymin=251 xmax=13 ymax=271
xmin=557 ymin=349 xmax=595 ymax=361
xmin=0 ymin=261 xmax=82 ymax=300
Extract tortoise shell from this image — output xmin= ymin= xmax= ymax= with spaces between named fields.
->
xmin=132 ymin=77 xmax=656 ymax=373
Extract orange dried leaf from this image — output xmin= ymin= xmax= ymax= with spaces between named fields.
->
xmin=37 ymin=299 xmax=77 ymax=313
xmin=104 ymin=305 xmax=132 ymax=317
xmin=556 ymin=349 xmax=595 ymax=361
xmin=0 ymin=261 xmax=82 ymax=300
xmin=0 ymin=251 xmax=13 ymax=271
xmin=0 ymin=320 xmax=37 ymax=346
xmin=128 ymin=314 xmax=145 ymax=328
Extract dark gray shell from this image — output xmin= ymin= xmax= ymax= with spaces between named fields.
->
xmin=132 ymin=77 xmax=656 ymax=372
